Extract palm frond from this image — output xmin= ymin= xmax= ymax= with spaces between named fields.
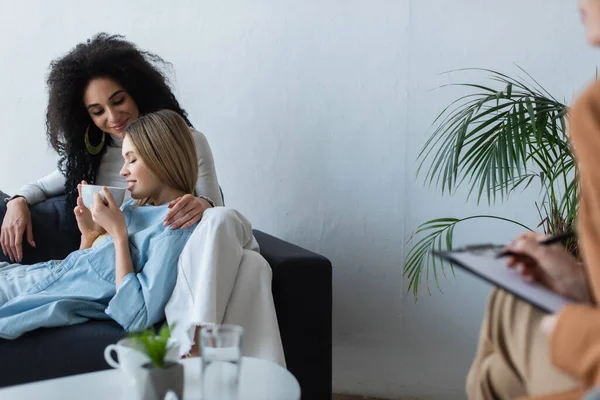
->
xmin=419 ymin=69 xmax=569 ymax=205
xmin=404 ymin=216 xmax=533 ymax=298
xmin=405 ymin=68 xmax=580 ymax=297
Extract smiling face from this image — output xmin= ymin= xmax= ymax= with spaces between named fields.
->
xmin=119 ymin=135 xmax=161 ymax=200
xmin=580 ymin=0 xmax=600 ymax=45
xmin=83 ymin=77 xmax=140 ymax=138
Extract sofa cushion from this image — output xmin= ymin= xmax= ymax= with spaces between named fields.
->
xmin=0 ymin=320 xmax=125 ymax=386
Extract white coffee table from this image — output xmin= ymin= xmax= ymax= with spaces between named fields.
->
xmin=0 ymin=357 xmax=300 ymax=400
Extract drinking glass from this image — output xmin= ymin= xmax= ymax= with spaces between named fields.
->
xmin=200 ymin=324 xmax=244 ymax=400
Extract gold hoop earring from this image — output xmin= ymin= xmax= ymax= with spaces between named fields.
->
xmin=85 ymin=125 xmax=106 ymax=155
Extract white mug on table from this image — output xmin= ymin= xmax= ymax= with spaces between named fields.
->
xmin=103 ymin=337 xmax=180 ymax=381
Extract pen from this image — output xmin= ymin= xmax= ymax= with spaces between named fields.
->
xmin=495 ymin=231 xmax=576 ymax=259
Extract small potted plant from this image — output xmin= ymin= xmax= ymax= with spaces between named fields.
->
xmin=129 ymin=323 xmax=183 ymax=400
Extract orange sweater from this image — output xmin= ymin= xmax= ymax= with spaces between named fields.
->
xmin=523 ymin=80 xmax=600 ymax=400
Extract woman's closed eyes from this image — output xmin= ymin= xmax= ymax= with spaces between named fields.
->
xmin=91 ymin=97 xmax=126 ymax=116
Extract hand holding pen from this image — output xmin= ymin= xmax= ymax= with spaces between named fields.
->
xmin=502 ymin=231 xmax=591 ymax=303
xmin=496 ymin=231 xmax=575 ymax=258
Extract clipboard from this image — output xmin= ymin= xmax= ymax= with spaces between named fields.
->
xmin=433 ymin=246 xmax=573 ymax=313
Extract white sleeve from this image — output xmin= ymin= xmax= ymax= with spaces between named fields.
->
xmin=17 ymin=169 xmax=66 ymax=206
xmin=191 ymin=129 xmax=223 ymax=206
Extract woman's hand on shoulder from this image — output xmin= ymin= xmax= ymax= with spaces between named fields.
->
xmin=164 ymin=194 xmax=212 ymax=230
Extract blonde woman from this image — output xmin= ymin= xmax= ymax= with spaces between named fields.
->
xmin=0 ymin=110 xmax=201 ymax=338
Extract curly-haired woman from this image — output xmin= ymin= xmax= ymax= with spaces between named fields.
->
xmin=0 ymin=33 xmax=222 ymax=264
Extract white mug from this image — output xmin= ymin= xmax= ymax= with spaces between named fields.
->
xmin=81 ymin=184 xmax=127 ymax=208
xmin=104 ymin=338 xmax=180 ymax=381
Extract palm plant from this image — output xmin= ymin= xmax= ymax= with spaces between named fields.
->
xmin=404 ymin=68 xmax=579 ymax=298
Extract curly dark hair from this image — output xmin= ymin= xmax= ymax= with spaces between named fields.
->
xmin=45 ymin=32 xmax=193 ymax=210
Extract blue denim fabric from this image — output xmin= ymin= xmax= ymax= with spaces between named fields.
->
xmin=0 ymin=200 xmax=195 ymax=339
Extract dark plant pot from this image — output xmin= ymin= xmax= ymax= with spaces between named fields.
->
xmin=137 ymin=361 xmax=184 ymax=400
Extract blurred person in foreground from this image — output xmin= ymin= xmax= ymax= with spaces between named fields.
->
xmin=467 ymin=1 xmax=600 ymax=399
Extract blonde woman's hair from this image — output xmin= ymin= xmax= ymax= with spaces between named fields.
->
xmin=124 ymin=110 xmax=198 ymax=205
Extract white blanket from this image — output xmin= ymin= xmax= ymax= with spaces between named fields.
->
xmin=164 ymin=207 xmax=285 ymax=366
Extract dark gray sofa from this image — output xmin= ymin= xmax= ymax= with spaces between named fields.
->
xmin=0 ymin=195 xmax=332 ymax=399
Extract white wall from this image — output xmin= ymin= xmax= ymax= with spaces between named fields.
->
xmin=0 ymin=1 xmax=597 ymax=398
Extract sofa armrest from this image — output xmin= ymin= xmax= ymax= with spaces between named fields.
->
xmin=253 ymin=230 xmax=332 ymax=400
